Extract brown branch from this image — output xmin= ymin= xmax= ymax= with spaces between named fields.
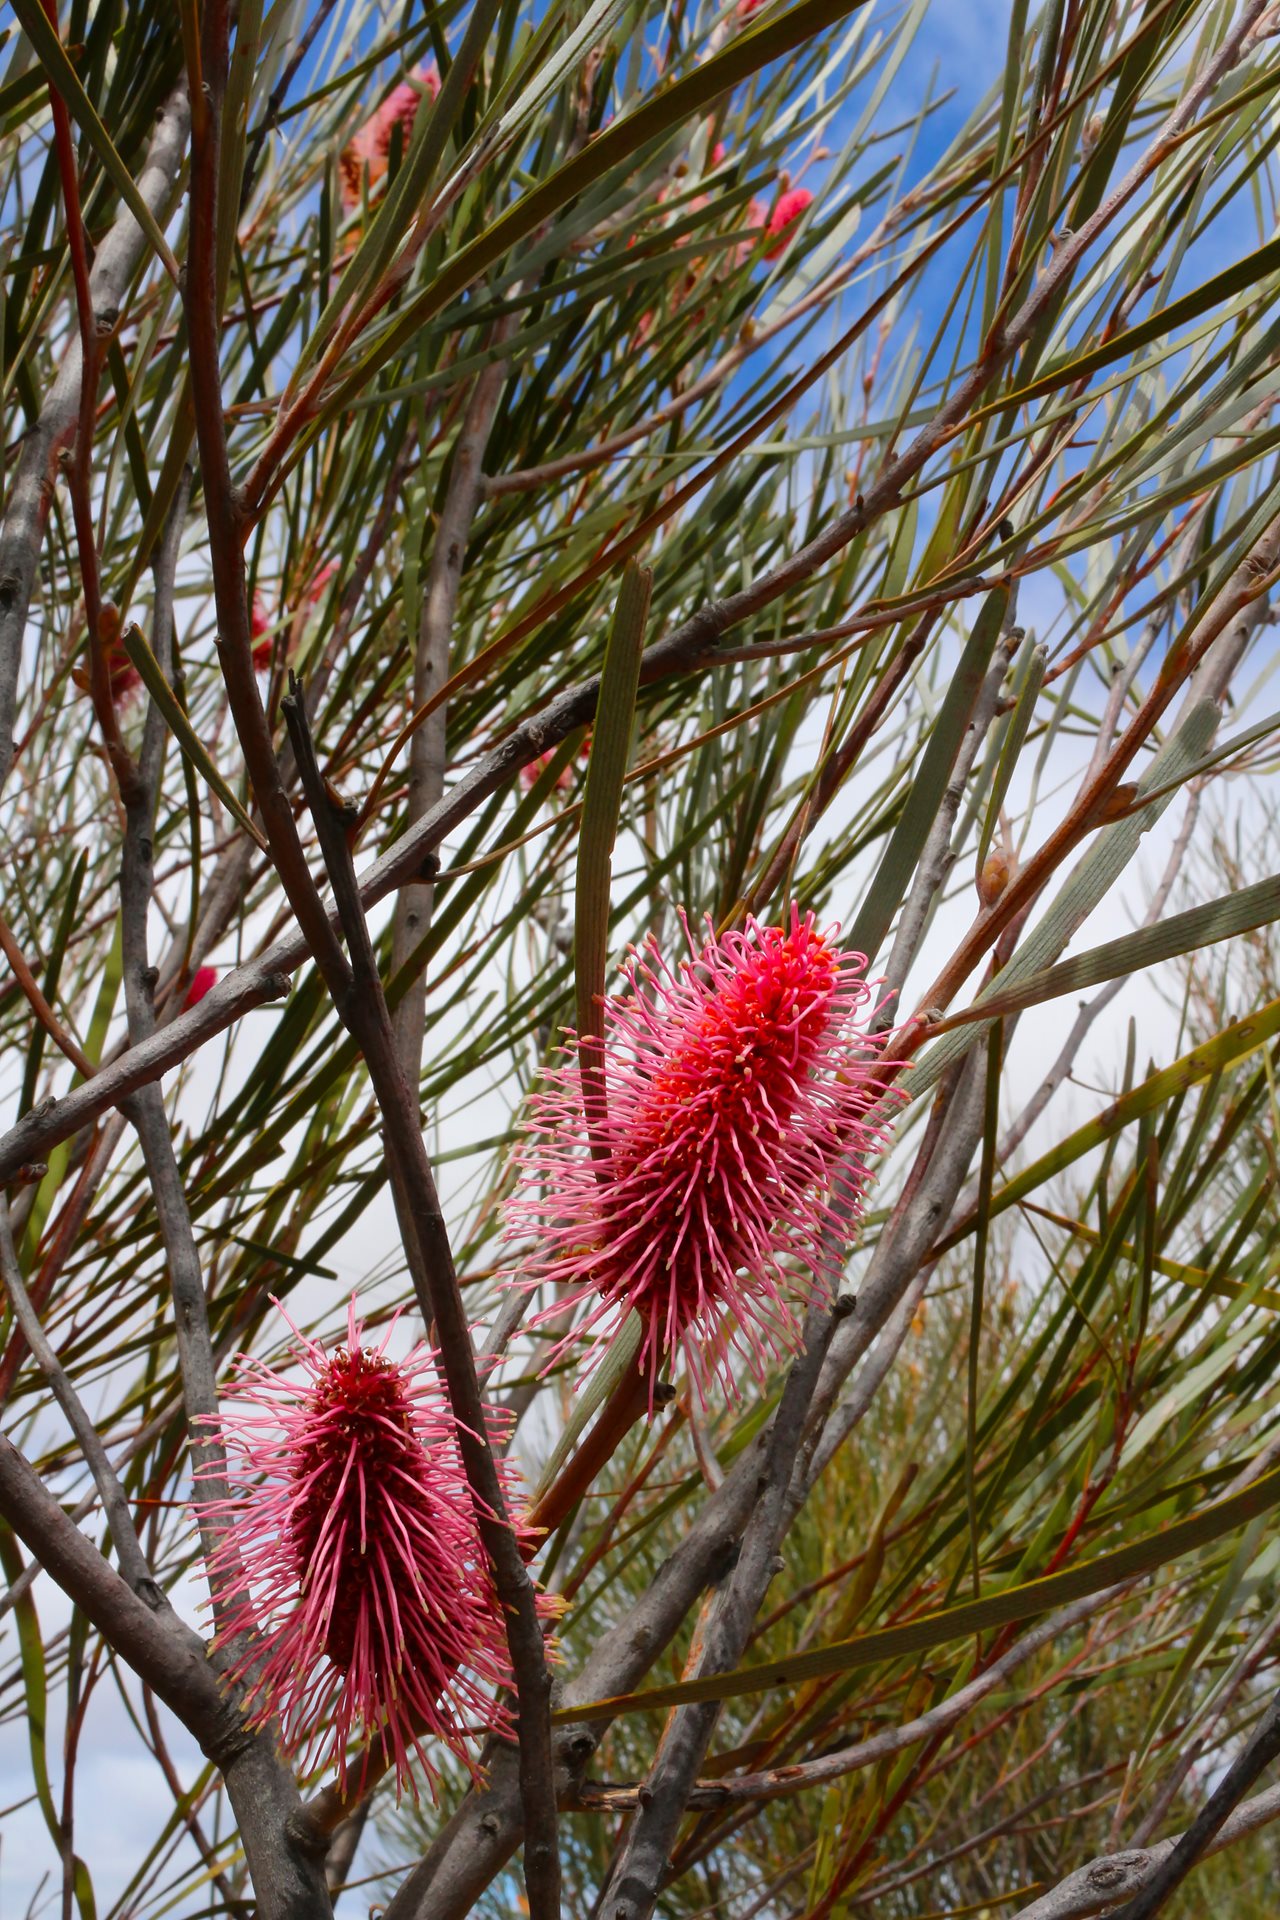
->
xmin=0 ymin=908 xmax=92 ymax=1078
xmin=281 ymin=683 xmax=560 ymax=1920
xmin=39 ymin=0 xmax=130 ymax=794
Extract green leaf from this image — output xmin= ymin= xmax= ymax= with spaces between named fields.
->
xmin=554 ymin=1456 xmax=1280 ymax=1723
xmin=533 ymin=1312 xmax=643 ymax=1503
xmin=120 ymin=626 xmax=268 ymax=852
xmin=935 ymin=868 xmax=1280 ymax=1032
xmin=846 ymin=584 xmax=1010 ymax=963
xmin=944 ymin=994 xmax=1280 ymax=1245
xmin=973 ymin=230 xmax=1280 ymax=424
xmin=905 ymin=699 xmax=1221 ymax=1101
xmin=20 ymin=847 xmax=86 ymax=1114
xmin=8 ymin=0 xmax=179 ymax=281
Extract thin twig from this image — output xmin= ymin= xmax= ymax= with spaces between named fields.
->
xmin=0 ymin=910 xmax=92 ymax=1077
xmin=0 ymin=1196 xmax=153 ymax=1595
xmin=390 ymin=328 xmax=513 ymax=1087
xmin=579 ymin=1587 xmax=1122 ymax=1812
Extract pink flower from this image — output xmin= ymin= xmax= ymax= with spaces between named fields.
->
xmin=306 ymin=560 xmax=338 ymax=605
xmin=507 ymin=909 xmax=898 ymax=1405
xmin=764 ymin=186 xmax=814 ymax=259
xmin=737 ymin=0 xmax=769 ymax=17
xmin=183 ymin=966 xmax=217 ymax=1010
xmin=250 ymin=566 xmax=334 ymax=671
xmin=340 ymin=66 xmax=441 ymax=210
xmin=250 ymin=593 xmax=272 ymax=672
xmin=73 ymin=610 xmax=140 ymax=706
xmin=519 ymin=732 xmax=592 ymax=793
xmin=199 ymin=1301 xmax=531 ymax=1801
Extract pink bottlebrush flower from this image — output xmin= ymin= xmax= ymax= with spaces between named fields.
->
xmin=183 ymin=966 xmax=217 ymax=1010
xmin=507 ymin=908 xmax=899 ymax=1405
xmin=340 ymin=65 xmax=441 ymax=210
xmin=199 ymin=1301 xmax=531 ymax=1802
xmin=764 ymin=186 xmax=814 ymax=259
xmin=72 ymin=648 xmax=139 ymax=705
xmin=252 ymin=566 xmax=336 ymax=671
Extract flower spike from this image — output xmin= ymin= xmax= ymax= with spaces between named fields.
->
xmin=199 ymin=1300 xmax=535 ymax=1802
xmin=507 ymin=908 xmax=901 ymax=1406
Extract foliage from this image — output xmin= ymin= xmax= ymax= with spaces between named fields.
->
xmin=2 ymin=0 xmax=1280 ymax=1916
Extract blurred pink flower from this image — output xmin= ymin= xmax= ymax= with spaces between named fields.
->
xmin=306 ymin=560 xmax=338 ymax=605
xmin=250 ymin=593 xmax=272 ymax=672
xmin=737 ymin=195 xmax=771 ymax=265
xmin=183 ymin=966 xmax=217 ymax=1011
xmin=199 ymin=1301 xmax=533 ymax=1801
xmin=764 ymin=186 xmax=814 ymax=258
xmin=251 ymin=566 xmax=336 ymax=672
xmin=520 ymin=733 xmax=592 ymax=793
xmin=73 ymin=610 xmax=140 ymax=706
xmin=340 ymin=66 xmax=440 ymax=210
xmin=507 ymin=909 xmax=899 ymax=1405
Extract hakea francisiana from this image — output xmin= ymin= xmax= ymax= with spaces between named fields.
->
xmin=339 ymin=65 xmax=440 ymax=210
xmin=199 ymin=1300 xmax=538 ymax=1801
xmin=507 ymin=908 xmax=900 ymax=1405
xmin=251 ymin=564 xmax=337 ymax=672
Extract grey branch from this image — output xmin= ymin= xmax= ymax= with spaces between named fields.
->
xmin=119 ymin=468 xmax=240 ymax=1592
xmin=602 ymin=1296 xmax=853 ymax=1920
xmin=1010 ymin=1778 xmax=1280 ymax=1920
xmin=582 ymin=1586 xmax=1122 ymax=1813
xmin=0 ymin=1426 xmax=332 ymax=1920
